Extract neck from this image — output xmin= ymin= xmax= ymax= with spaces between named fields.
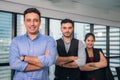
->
xmin=62 ymin=36 xmax=72 ymax=43
xmin=27 ymin=32 xmax=38 ymax=40
xmin=86 ymin=47 xmax=94 ymax=57
xmin=86 ymin=47 xmax=93 ymax=51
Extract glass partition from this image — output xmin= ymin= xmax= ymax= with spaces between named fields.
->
xmin=0 ymin=12 xmax=12 ymax=80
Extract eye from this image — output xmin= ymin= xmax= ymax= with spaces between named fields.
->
xmin=63 ymin=27 xmax=66 ymax=29
xmin=26 ymin=19 xmax=31 ymax=22
xmin=88 ymin=40 xmax=90 ymax=42
xmin=34 ymin=19 xmax=39 ymax=22
xmin=69 ymin=26 xmax=73 ymax=29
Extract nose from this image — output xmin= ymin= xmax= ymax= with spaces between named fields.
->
xmin=66 ymin=28 xmax=70 ymax=32
xmin=30 ymin=20 xmax=34 ymax=25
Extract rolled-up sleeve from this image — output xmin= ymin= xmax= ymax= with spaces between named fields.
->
xmin=75 ymin=40 xmax=86 ymax=66
xmin=38 ymin=37 xmax=56 ymax=67
xmin=9 ymin=38 xmax=28 ymax=72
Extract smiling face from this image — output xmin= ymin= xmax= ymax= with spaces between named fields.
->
xmin=85 ymin=35 xmax=95 ymax=49
xmin=24 ymin=12 xmax=41 ymax=35
xmin=61 ymin=22 xmax=73 ymax=38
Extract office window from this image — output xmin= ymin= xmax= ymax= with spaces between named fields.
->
xmin=49 ymin=19 xmax=61 ymax=80
xmin=17 ymin=14 xmax=25 ymax=35
xmin=40 ymin=18 xmax=46 ymax=34
xmin=17 ymin=14 xmax=46 ymax=36
xmin=109 ymin=27 xmax=120 ymax=56
xmin=49 ymin=19 xmax=61 ymax=40
xmin=0 ymin=66 xmax=11 ymax=80
xmin=0 ymin=12 xmax=12 ymax=80
xmin=74 ymin=22 xmax=90 ymax=41
xmin=94 ymin=25 xmax=106 ymax=55
xmin=109 ymin=27 xmax=120 ymax=76
xmin=93 ymin=25 xmax=119 ymax=79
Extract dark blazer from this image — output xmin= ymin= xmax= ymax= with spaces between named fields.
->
xmin=81 ymin=48 xmax=106 ymax=80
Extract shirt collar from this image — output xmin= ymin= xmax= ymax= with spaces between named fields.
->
xmin=25 ymin=32 xmax=41 ymax=40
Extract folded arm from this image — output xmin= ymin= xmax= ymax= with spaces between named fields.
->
xmin=56 ymin=54 xmax=77 ymax=67
xmin=62 ymin=61 xmax=79 ymax=68
xmin=9 ymin=39 xmax=28 ymax=72
xmin=60 ymin=41 xmax=86 ymax=68
xmin=9 ymin=37 xmax=56 ymax=72
xmin=19 ymin=50 xmax=49 ymax=72
xmin=21 ymin=50 xmax=49 ymax=68
xmin=92 ymin=51 xmax=107 ymax=68
xmin=80 ymin=51 xmax=107 ymax=71
xmin=24 ymin=38 xmax=56 ymax=71
xmin=37 ymin=37 xmax=56 ymax=67
xmin=25 ymin=63 xmax=41 ymax=71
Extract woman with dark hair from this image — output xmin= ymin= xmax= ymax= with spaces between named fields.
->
xmin=80 ymin=33 xmax=107 ymax=80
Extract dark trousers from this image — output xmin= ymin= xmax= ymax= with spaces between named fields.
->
xmin=54 ymin=76 xmax=80 ymax=80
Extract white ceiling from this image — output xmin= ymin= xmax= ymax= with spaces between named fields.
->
xmin=1 ymin=0 xmax=120 ymax=27
xmin=48 ymin=0 xmax=120 ymax=12
xmin=4 ymin=0 xmax=120 ymax=12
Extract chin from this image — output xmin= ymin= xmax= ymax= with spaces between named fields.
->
xmin=87 ymin=47 xmax=92 ymax=49
xmin=29 ymin=32 xmax=38 ymax=34
xmin=65 ymin=34 xmax=71 ymax=37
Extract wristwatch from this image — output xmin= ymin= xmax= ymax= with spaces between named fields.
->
xmin=20 ymin=56 xmax=25 ymax=61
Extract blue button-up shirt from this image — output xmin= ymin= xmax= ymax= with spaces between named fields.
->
xmin=9 ymin=33 xmax=56 ymax=80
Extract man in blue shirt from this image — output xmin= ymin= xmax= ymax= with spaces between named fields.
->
xmin=9 ymin=8 xmax=56 ymax=80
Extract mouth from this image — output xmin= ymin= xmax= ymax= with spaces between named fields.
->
xmin=29 ymin=26 xmax=36 ymax=31
xmin=65 ymin=32 xmax=70 ymax=35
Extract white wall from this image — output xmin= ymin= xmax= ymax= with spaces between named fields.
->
xmin=0 ymin=0 xmax=120 ymax=27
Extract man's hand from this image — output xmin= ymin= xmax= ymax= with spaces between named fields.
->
xmin=70 ymin=56 xmax=78 ymax=61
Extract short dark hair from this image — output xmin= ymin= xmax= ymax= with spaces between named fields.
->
xmin=24 ymin=8 xmax=41 ymax=20
xmin=61 ymin=19 xmax=74 ymax=27
xmin=84 ymin=33 xmax=95 ymax=41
